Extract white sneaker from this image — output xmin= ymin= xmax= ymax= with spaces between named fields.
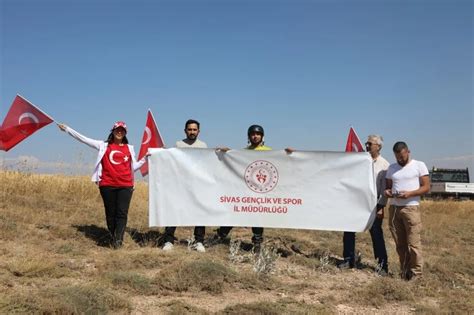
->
xmin=162 ymin=242 xmax=174 ymax=251
xmin=193 ymin=242 xmax=206 ymax=253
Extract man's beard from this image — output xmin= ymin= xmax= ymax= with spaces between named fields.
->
xmin=397 ymin=159 xmax=408 ymax=166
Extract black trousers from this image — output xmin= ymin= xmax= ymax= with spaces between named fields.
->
xmin=343 ymin=217 xmax=388 ymax=270
xmin=164 ymin=226 xmax=205 ymax=243
xmin=217 ymin=226 xmax=264 ymax=243
xmin=99 ymin=186 xmax=133 ymax=245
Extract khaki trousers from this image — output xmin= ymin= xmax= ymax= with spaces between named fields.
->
xmin=389 ymin=205 xmax=423 ymax=278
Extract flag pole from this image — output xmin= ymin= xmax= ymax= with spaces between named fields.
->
xmin=352 ymin=127 xmax=363 ymax=146
xmin=148 ymin=108 xmax=166 ymax=147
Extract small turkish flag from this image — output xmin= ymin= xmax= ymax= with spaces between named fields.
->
xmin=0 ymin=95 xmax=54 ymax=151
xmin=345 ymin=127 xmax=364 ymax=152
xmin=138 ymin=109 xmax=165 ymax=176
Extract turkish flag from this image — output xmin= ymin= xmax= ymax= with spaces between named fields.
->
xmin=138 ymin=109 xmax=165 ymax=176
xmin=0 ymin=129 xmax=6 ymax=150
xmin=345 ymin=127 xmax=364 ymax=152
xmin=0 ymin=95 xmax=54 ymax=151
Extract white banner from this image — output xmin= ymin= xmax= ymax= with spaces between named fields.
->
xmin=148 ymin=148 xmax=377 ymax=232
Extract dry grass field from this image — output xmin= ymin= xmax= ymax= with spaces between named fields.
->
xmin=0 ymin=170 xmax=473 ymax=314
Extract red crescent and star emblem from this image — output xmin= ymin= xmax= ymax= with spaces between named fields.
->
xmin=244 ymin=160 xmax=279 ymax=193
xmin=18 ymin=112 xmax=40 ymax=135
xmin=109 ymin=150 xmax=128 ymax=165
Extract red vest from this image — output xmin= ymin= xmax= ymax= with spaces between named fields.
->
xmin=100 ymin=144 xmax=133 ymax=187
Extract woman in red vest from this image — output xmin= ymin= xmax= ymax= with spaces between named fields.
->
xmin=58 ymin=121 xmax=147 ymax=249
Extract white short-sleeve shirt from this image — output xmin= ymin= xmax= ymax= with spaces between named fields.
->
xmin=386 ymin=159 xmax=429 ymax=206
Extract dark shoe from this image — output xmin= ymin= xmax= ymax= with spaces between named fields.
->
xmin=209 ymin=233 xmax=229 ymax=245
xmin=406 ymin=270 xmax=421 ymax=281
xmin=112 ymin=239 xmax=123 ymax=249
xmin=337 ymin=260 xmax=354 ymax=269
xmin=377 ymin=269 xmax=389 ymax=277
xmin=375 ymin=261 xmax=389 ymax=275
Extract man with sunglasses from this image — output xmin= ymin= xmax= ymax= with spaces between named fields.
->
xmin=338 ymin=135 xmax=390 ymax=275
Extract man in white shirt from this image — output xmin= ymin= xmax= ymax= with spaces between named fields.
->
xmin=175 ymin=119 xmax=207 ymax=148
xmin=385 ymin=141 xmax=430 ymax=280
xmin=163 ymin=119 xmax=208 ymax=252
xmin=339 ymin=135 xmax=390 ymax=274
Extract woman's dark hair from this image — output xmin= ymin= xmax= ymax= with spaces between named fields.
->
xmin=106 ymin=132 xmax=129 ymax=144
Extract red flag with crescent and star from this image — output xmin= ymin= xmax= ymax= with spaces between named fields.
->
xmin=0 ymin=95 xmax=54 ymax=151
xmin=345 ymin=127 xmax=364 ymax=152
xmin=138 ymin=109 xmax=165 ymax=176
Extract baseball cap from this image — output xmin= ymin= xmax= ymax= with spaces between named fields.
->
xmin=111 ymin=121 xmax=127 ymax=133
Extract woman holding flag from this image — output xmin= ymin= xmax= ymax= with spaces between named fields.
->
xmin=58 ymin=121 xmax=148 ymax=249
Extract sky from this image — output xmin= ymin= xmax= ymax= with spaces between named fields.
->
xmin=1 ymin=0 xmax=473 ymax=178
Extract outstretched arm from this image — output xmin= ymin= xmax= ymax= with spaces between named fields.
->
xmin=57 ymin=123 xmax=103 ymax=150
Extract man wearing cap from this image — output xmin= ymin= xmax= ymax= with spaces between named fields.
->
xmin=213 ymin=124 xmax=270 ymax=252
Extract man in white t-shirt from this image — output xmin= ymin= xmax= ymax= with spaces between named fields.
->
xmin=162 ymin=119 xmax=208 ymax=252
xmin=385 ymin=141 xmax=430 ymax=280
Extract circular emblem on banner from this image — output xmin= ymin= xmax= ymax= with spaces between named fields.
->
xmin=244 ymin=160 xmax=279 ymax=193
